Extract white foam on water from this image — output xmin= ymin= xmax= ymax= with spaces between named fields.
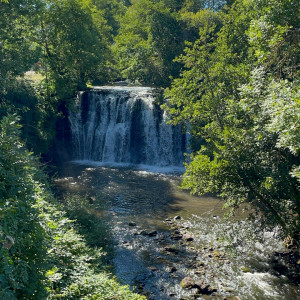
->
xmin=70 ymin=160 xmax=185 ymax=174
xmin=241 ymin=272 xmax=281 ymax=297
xmin=69 ymin=87 xmax=188 ymax=168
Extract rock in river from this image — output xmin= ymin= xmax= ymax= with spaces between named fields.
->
xmin=148 ymin=230 xmax=157 ymax=237
xmin=180 ymin=276 xmax=195 ymax=289
xmin=183 ymin=233 xmax=194 ymax=241
xmin=171 ymin=234 xmax=183 ymax=240
xmin=164 ymin=246 xmax=179 ymax=254
xmin=139 ymin=230 xmax=148 ymax=235
xmin=194 ymin=279 xmax=214 ymax=294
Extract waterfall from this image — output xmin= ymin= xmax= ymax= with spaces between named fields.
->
xmin=69 ymin=86 xmax=187 ymax=167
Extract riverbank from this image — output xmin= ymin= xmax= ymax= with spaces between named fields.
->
xmin=53 ymin=163 xmax=300 ymax=299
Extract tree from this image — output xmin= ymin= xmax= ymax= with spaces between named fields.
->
xmin=164 ymin=0 xmax=300 ymax=241
xmin=0 ymin=0 xmax=42 ymax=90
xmin=113 ymin=0 xmax=185 ymax=86
xmin=37 ymin=0 xmax=112 ymax=98
xmin=92 ymin=0 xmax=126 ymax=37
xmin=0 ymin=79 xmax=58 ymax=154
xmin=181 ymin=70 xmax=300 ymax=239
xmin=0 ymin=0 xmax=113 ymax=154
xmin=164 ymin=0 xmax=253 ymax=147
xmin=0 ymin=0 xmax=56 ymax=154
xmin=113 ymin=0 xmax=232 ymax=86
xmin=181 ymin=0 xmax=227 ymax=12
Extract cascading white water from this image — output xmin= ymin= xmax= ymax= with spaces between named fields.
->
xmin=69 ymin=86 xmax=187 ymax=167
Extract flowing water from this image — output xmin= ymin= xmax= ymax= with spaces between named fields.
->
xmin=69 ymin=86 xmax=187 ymax=166
xmin=55 ymin=162 xmax=300 ymax=300
xmin=59 ymin=87 xmax=300 ymax=299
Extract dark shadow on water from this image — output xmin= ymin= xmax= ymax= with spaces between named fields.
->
xmin=54 ymin=162 xmax=208 ymax=219
xmin=53 ymin=162 xmax=226 ymax=299
xmin=110 ymin=220 xmax=213 ymax=300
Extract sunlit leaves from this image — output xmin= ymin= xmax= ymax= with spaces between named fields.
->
xmin=0 ymin=115 xmax=144 ymax=299
xmin=165 ymin=0 xmax=300 ymax=241
xmin=113 ymin=0 xmax=185 ymax=86
xmin=0 ymin=115 xmax=47 ymax=298
xmin=0 ymin=0 xmax=42 ymax=85
xmin=37 ymin=0 xmax=112 ymax=97
xmin=263 ymin=80 xmax=300 ymax=155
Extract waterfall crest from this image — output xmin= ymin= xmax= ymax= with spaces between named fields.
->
xmin=69 ymin=86 xmax=187 ymax=167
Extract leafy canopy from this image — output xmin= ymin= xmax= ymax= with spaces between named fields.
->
xmin=164 ymin=0 xmax=300 ymax=241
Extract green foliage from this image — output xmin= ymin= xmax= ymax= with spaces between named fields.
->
xmin=0 ymin=0 xmax=42 ymax=89
xmin=1 ymin=0 xmax=115 ymax=98
xmin=0 ymin=3 xmax=39 ymax=85
xmin=37 ymin=0 xmax=112 ymax=98
xmin=182 ymin=70 xmax=300 ymax=236
xmin=44 ymin=205 xmax=143 ymax=299
xmin=248 ymin=0 xmax=299 ymax=79
xmin=181 ymin=0 xmax=228 ymax=12
xmin=0 ymin=114 xmax=48 ymax=299
xmin=113 ymin=0 xmax=186 ymax=86
xmin=165 ymin=0 xmax=300 ymax=241
xmin=0 ymin=115 xmax=145 ymax=299
xmin=0 ymin=79 xmax=57 ymax=154
xmin=92 ymin=0 xmax=126 ymax=37
xmin=113 ymin=0 xmax=232 ymax=86
xmin=164 ymin=0 xmax=253 ymax=141
xmin=0 ymin=0 xmax=117 ymax=155
xmin=61 ymin=194 xmax=112 ymax=250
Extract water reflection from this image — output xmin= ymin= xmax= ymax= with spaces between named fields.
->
xmin=54 ymin=162 xmax=299 ymax=300
xmin=56 ymin=162 xmax=225 ymax=222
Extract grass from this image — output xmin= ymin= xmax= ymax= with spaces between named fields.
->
xmin=24 ymin=71 xmax=45 ymax=83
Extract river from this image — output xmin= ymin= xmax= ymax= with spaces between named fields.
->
xmin=54 ymin=161 xmax=299 ymax=300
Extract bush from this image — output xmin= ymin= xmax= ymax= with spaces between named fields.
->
xmin=0 ymin=114 xmax=144 ymax=299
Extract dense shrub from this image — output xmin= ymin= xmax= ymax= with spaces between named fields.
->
xmin=0 ymin=114 xmax=144 ymax=299
xmin=0 ymin=79 xmax=57 ymax=155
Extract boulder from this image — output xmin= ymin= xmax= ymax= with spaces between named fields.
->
xmin=139 ymin=230 xmax=148 ymax=235
xmin=164 ymin=246 xmax=179 ymax=254
xmin=129 ymin=222 xmax=137 ymax=226
xmin=148 ymin=230 xmax=157 ymax=237
xmin=195 ymin=269 xmax=206 ymax=275
xmin=171 ymin=234 xmax=183 ymax=240
xmin=180 ymin=276 xmax=195 ymax=289
xmin=183 ymin=233 xmax=194 ymax=241
xmin=194 ymin=279 xmax=214 ymax=294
